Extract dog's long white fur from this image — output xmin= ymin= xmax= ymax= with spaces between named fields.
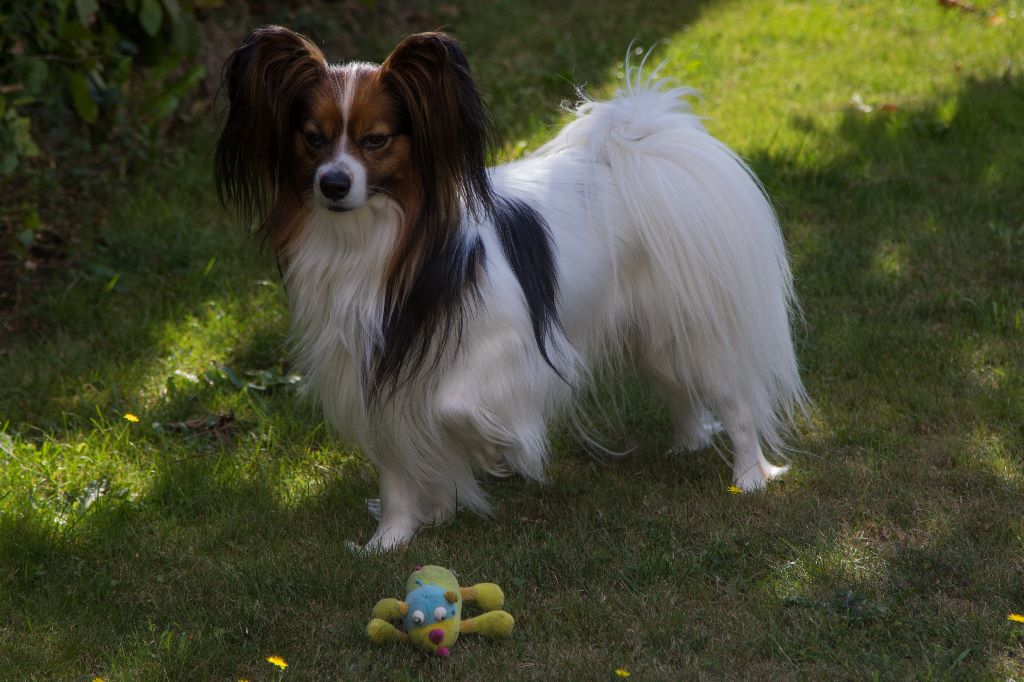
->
xmin=284 ymin=72 xmax=807 ymax=550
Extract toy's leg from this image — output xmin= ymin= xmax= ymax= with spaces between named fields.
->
xmin=366 ymin=618 xmax=409 ymax=644
xmin=365 ymin=467 xmax=455 ymax=551
xmin=371 ymin=597 xmax=407 ymax=621
xmin=460 ymin=610 xmax=514 ymax=638
xmin=460 ymin=583 xmax=505 ymax=612
xmin=720 ymin=396 xmax=788 ymax=491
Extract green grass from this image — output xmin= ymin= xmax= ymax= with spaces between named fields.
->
xmin=3 ymin=0 xmax=1024 ymax=678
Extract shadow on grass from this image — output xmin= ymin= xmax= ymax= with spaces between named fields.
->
xmin=753 ymin=73 xmax=1024 ymax=450
xmin=743 ymin=73 xmax=1024 ymax=674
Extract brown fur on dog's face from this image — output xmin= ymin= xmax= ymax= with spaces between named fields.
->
xmin=292 ymin=64 xmax=415 ymax=219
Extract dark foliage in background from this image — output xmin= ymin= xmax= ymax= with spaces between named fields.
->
xmin=0 ymin=0 xmax=400 ymax=323
xmin=0 ymin=0 xmax=217 ymax=310
xmin=1 ymin=0 xmax=217 ymax=173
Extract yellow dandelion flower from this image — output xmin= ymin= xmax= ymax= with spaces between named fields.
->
xmin=267 ymin=655 xmax=289 ymax=669
xmin=93 ymin=678 xmax=106 ymax=682
xmin=615 ymin=669 xmax=631 ymax=678
xmin=1009 ymin=613 xmax=1024 ymax=623
xmin=123 ymin=413 xmax=140 ymax=423
xmin=727 ymin=485 xmax=743 ymax=494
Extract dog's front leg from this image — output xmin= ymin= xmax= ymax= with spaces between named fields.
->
xmin=364 ymin=467 xmax=455 ymax=551
xmin=364 ymin=466 xmax=422 ymax=551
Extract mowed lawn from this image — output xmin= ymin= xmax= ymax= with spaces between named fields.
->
xmin=2 ymin=0 xmax=1023 ymax=679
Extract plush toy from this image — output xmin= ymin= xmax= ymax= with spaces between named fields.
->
xmin=366 ymin=565 xmax=514 ymax=657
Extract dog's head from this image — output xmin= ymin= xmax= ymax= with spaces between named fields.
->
xmin=214 ymin=27 xmax=493 ymax=260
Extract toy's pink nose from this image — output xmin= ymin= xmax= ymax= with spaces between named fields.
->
xmin=429 ymin=628 xmax=445 ymax=644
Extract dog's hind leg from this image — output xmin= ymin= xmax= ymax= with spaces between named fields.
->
xmin=664 ymin=385 xmax=722 ymax=452
xmin=642 ymin=360 xmax=722 ymax=453
xmin=718 ymin=396 xmax=788 ymax=491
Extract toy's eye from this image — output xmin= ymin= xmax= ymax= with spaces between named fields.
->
xmin=433 ymin=606 xmax=448 ymax=621
xmin=411 ymin=610 xmax=425 ymax=626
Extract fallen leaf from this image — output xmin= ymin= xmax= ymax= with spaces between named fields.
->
xmin=166 ymin=412 xmax=236 ymax=443
xmin=938 ymin=0 xmax=976 ymax=12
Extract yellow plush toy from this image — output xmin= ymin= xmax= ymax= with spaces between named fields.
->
xmin=366 ymin=565 xmax=514 ymax=657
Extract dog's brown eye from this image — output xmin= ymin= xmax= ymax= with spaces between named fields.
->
xmin=360 ymin=134 xmax=389 ymax=150
xmin=304 ymin=130 xmax=327 ymax=149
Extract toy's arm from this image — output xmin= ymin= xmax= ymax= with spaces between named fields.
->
xmin=461 ymin=610 xmax=514 ymax=638
xmin=460 ymin=583 xmax=504 ymax=611
xmin=371 ymin=597 xmax=408 ymax=621
xmin=367 ymin=618 xmax=409 ymax=644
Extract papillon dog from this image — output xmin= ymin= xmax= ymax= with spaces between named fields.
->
xmin=215 ymin=27 xmax=808 ymax=550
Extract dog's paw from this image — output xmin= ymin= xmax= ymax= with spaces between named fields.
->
xmin=344 ymin=535 xmax=407 ymax=555
xmin=344 ymin=540 xmax=367 ymax=555
xmin=364 ymin=498 xmax=382 ymax=521
xmin=363 ymin=532 xmax=412 ymax=553
xmin=677 ymin=419 xmax=723 ymax=452
xmin=359 ymin=519 xmax=419 ymax=553
xmin=733 ymin=461 xmax=790 ymax=492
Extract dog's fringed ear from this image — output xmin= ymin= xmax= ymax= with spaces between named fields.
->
xmin=381 ymin=32 xmax=495 ymax=228
xmin=215 ymin=26 xmax=326 ymax=236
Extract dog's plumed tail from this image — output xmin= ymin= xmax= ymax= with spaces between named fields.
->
xmin=539 ymin=68 xmax=807 ymax=455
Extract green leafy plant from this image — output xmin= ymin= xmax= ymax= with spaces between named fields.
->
xmin=0 ymin=0 xmax=215 ymax=176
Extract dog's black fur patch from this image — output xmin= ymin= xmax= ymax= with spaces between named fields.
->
xmin=493 ymin=195 xmax=562 ymax=374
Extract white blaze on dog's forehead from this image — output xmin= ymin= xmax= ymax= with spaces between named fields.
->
xmin=332 ymin=62 xmax=376 ymax=152
xmin=340 ymin=64 xmax=358 ymax=137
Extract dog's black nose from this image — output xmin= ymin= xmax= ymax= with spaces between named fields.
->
xmin=320 ymin=170 xmax=351 ymax=201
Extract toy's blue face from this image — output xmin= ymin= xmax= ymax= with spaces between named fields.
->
xmin=401 ymin=584 xmax=455 ymax=631
xmin=402 ymin=583 xmax=460 ymax=653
